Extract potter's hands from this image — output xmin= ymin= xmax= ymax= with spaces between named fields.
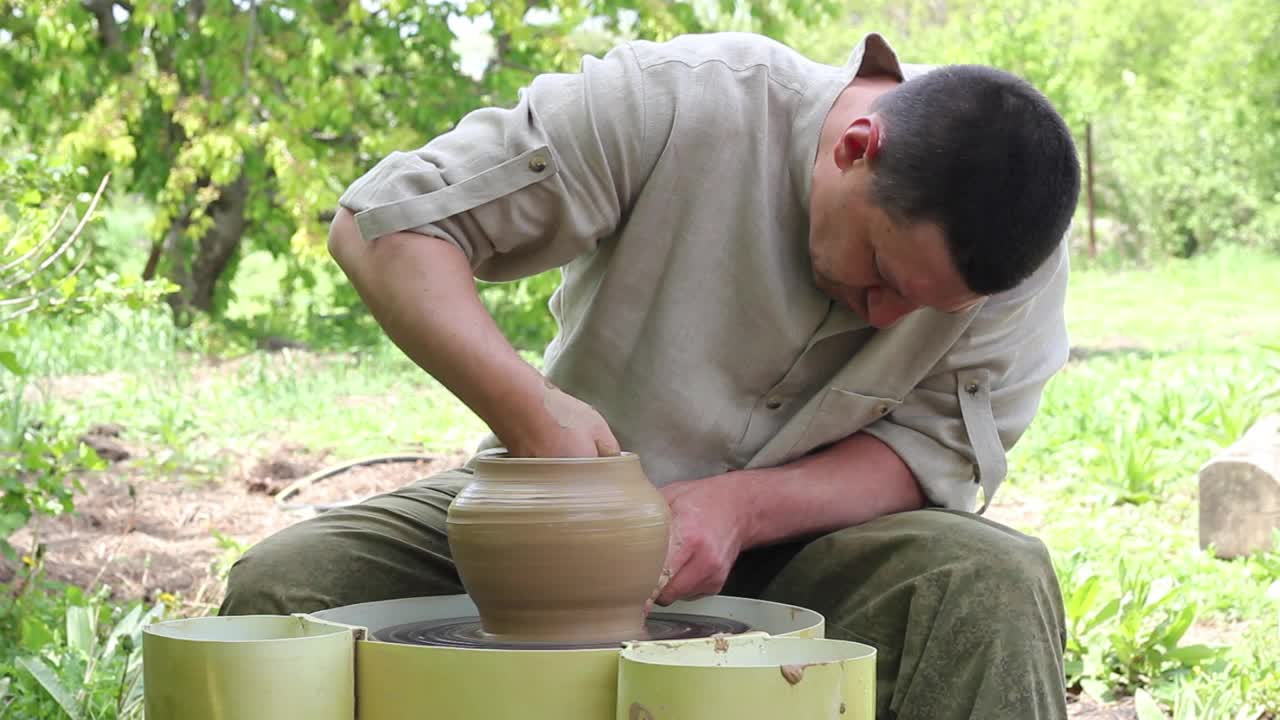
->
xmin=500 ymin=379 xmax=622 ymax=458
xmin=649 ymin=475 xmax=750 ymax=607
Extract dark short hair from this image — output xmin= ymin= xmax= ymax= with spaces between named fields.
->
xmin=869 ymin=65 xmax=1080 ymax=295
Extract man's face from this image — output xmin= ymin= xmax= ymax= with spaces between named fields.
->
xmin=808 ymin=121 xmax=984 ymax=328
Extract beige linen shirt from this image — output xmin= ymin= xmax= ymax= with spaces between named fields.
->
xmin=338 ymin=32 xmax=1070 ymax=512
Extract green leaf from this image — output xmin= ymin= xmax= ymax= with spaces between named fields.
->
xmin=1085 ymin=596 xmax=1122 ymax=633
xmin=1079 ymin=678 xmax=1110 ymax=702
xmin=1163 ymin=644 xmax=1221 ymax=667
xmin=1068 ymin=574 xmax=1101 ymax=615
xmin=0 ymin=350 xmax=23 ymax=375
xmin=1158 ymin=604 xmax=1198 ymax=648
xmin=66 ymin=605 xmax=95 ymax=656
xmin=20 ymin=615 xmax=57 ymax=653
xmin=1134 ymin=688 xmax=1165 ymax=720
xmin=16 ymin=656 xmax=83 ymax=720
xmin=57 ymin=274 xmax=78 ymax=298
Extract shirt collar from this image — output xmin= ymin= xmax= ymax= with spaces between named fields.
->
xmin=789 ymin=33 xmax=906 ymax=213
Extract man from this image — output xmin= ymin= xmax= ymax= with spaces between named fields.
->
xmin=222 ymin=29 xmax=1079 ymax=719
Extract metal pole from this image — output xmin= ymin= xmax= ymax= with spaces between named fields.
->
xmin=1086 ymin=121 xmax=1096 ymax=258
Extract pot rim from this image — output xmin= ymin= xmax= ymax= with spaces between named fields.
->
xmin=472 ymin=450 xmax=640 ymax=466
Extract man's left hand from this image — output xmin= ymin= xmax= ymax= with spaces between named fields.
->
xmin=650 ymin=474 xmax=752 ymax=607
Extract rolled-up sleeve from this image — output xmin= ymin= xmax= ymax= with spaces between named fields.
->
xmin=861 ymin=245 xmax=1071 ymax=511
xmin=339 ymin=43 xmax=656 ymax=281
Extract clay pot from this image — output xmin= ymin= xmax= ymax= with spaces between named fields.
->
xmin=446 ymin=452 xmax=670 ymax=644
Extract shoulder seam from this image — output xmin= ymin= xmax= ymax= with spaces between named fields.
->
xmin=630 ymin=52 xmax=806 ymax=98
xmin=623 ymin=43 xmax=649 ymax=164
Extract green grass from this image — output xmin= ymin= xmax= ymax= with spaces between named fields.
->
xmin=997 ymin=246 xmax=1280 ymax=713
xmin=1065 ymin=245 xmax=1280 ymax=350
xmin=4 ymin=245 xmax=1280 ymax=717
xmin=12 ymin=313 xmax=489 ymax=471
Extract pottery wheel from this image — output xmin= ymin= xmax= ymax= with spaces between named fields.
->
xmin=372 ymin=613 xmax=751 ymax=650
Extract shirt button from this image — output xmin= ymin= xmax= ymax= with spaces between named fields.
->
xmin=765 ymin=397 xmax=783 ymax=410
xmin=876 ymin=404 xmax=889 ymax=415
xmin=965 ymin=381 xmax=979 ymax=395
xmin=529 ymin=155 xmax=548 ymax=172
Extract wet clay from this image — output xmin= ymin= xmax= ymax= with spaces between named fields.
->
xmin=446 ymin=453 xmax=670 ymax=643
xmin=780 ymin=663 xmax=806 ymax=685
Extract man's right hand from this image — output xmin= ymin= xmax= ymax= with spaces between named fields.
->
xmin=500 ymin=380 xmax=622 ymax=458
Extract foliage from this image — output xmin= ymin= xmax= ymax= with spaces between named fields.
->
xmin=990 ymin=249 xmax=1280 ymax=711
xmin=1 ymin=160 xmax=176 ymax=562
xmin=477 ymin=271 xmax=563 ymax=353
xmin=0 ymin=555 xmax=167 ymax=720
xmin=1057 ymin=552 xmax=1222 ymax=701
xmin=0 ymin=0 xmax=840 ymax=330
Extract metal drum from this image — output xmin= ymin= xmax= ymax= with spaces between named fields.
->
xmin=142 ymin=615 xmax=357 ymax=720
xmin=617 ymin=632 xmax=877 ymax=720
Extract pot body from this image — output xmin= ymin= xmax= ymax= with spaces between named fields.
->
xmin=446 ymin=453 xmax=670 ymax=643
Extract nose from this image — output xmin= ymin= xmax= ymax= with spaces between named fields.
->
xmin=867 ymin=287 xmax=919 ymax=329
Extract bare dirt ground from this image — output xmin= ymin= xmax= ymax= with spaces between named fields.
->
xmin=3 ymin=440 xmax=469 ymax=613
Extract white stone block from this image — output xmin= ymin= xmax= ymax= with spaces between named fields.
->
xmin=1198 ymin=414 xmax=1280 ymax=559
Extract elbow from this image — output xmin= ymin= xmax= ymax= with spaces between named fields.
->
xmin=327 ymin=206 xmax=362 ymax=271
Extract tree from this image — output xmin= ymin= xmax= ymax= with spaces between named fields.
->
xmin=1 ymin=1 xmax=837 ymax=325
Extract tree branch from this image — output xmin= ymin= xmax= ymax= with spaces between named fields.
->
xmin=241 ymin=0 xmax=259 ymax=97
xmin=0 ymin=206 xmax=70 ymax=276
xmin=81 ymin=0 xmax=123 ymax=52
xmin=187 ymin=0 xmax=212 ymax=98
xmin=1 ymin=175 xmax=109 ymax=291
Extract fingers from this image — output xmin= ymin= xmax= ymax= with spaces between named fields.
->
xmin=655 ymin=547 xmax=705 ymax=605
xmin=657 ymin=560 xmax=717 ymax=606
xmin=595 ymin=426 xmax=622 ymax=457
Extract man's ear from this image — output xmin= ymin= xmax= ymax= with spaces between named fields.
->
xmin=833 ymin=115 xmax=883 ymax=171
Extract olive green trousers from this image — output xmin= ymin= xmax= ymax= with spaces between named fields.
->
xmin=220 ymin=467 xmax=1068 ymax=720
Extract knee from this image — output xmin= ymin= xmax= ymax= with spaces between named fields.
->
xmin=913 ymin=510 xmax=1066 ymax=636
xmin=219 ymin=543 xmax=286 ymax=616
xmin=923 ymin=510 xmax=1057 ymax=587
xmin=219 ymin=531 xmax=327 ymax=617
xmin=827 ymin=509 xmax=1063 ymax=622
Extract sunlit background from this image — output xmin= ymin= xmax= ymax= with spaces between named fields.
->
xmin=1 ymin=2 xmax=1277 ymax=717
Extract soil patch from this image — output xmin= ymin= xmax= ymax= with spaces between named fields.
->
xmin=1068 ymin=694 xmax=1137 ymax=719
xmin=4 ymin=444 xmax=469 ymax=612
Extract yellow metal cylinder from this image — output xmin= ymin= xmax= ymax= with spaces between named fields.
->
xmin=142 ymin=615 xmax=356 ymax=720
xmin=616 ymin=634 xmax=877 ymax=720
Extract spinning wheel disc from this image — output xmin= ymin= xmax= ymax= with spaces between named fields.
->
xmin=372 ymin=613 xmax=751 ymax=650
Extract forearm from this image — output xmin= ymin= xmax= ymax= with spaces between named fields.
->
xmin=327 ymin=207 xmax=546 ymax=446
xmin=735 ymin=432 xmax=927 ymax=549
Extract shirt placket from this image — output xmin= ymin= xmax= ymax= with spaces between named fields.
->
xmin=730 ymin=303 xmax=871 ymax=467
